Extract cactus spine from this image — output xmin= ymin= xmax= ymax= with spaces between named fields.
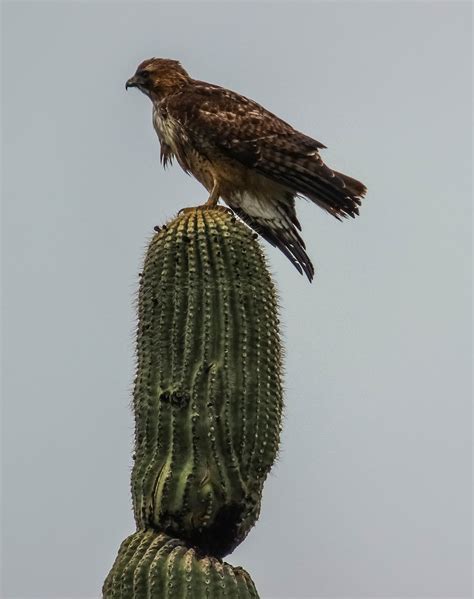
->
xmin=104 ymin=207 xmax=283 ymax=597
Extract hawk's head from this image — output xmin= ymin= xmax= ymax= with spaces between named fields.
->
xmin=126 ymin=58 xmax=190 ymax=100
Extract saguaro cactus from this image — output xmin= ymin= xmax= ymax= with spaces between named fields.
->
xmin=104 ymin=207 xmax=283 ymax=597
xmin=103 ymin=530 xmax=259 ymax=599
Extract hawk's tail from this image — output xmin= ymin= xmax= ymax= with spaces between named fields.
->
xmin=258 ymin=149 xmax=367 ymax=221
xmin=301 ymin=164 xmax=367 ymax=221
xmin=332 ymin=171 xmax=367 ymax=201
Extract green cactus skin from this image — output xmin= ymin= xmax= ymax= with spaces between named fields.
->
xmin=102 ymin=529 xmax=259 ymax=599
xmin=131 ymin=207 xmax=283 ymax=557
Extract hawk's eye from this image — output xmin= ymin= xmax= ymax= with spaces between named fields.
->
xmin=139 ymin=70 xmax=150 ymax=79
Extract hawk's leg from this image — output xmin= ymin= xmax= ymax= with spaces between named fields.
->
xmin=204 ymin=180 xmax=220 ymax=207
xmin=178 ymin=179 xmax=225 ymax=215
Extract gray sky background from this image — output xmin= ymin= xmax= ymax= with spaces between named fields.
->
xmin=2 ymin=2 xmax=472 ymax=598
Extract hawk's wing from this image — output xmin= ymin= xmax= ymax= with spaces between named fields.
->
xmin=163 ymin=83 xmax=365 ymax=280
xmin=164 ymin=82 xmax=364 ymax=218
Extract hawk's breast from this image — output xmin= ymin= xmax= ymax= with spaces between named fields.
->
xmin=152 ymin=104 xmax=215 ymax=192
xmin=152 ymin=106 xmax=181 ymax=156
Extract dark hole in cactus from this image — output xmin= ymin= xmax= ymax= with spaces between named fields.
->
xmin=160 ymin=502 xmax=247 ymax=558
xmin=159 ymin=390 xmax=170 ymax=403
xmin=170 ymin=390 xmax=190 ymax=408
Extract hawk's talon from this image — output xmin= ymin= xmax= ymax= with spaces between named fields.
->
xmin=178 ymin=207 xmax=195 ymax=215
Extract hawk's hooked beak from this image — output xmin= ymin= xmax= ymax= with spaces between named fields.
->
xmin=125 ymin=75 xmax=139 ymax=90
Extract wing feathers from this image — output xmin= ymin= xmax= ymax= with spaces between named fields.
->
xmin=163 ymin=83 xmax=366 ymax=281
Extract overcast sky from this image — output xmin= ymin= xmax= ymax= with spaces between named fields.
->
xmin=2 ymin=2 xmax=472 ymax=598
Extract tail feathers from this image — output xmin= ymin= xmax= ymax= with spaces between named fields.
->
xmin=332 ymin=171 xmax=367 ymax=199
xmin=257 ymin=149 xmax=366 ymax=221
xmin=290 ymin=160 xmax=366 ymax=220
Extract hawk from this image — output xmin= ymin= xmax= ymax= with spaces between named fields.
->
xmin=126 ymin=58 xmax=366 ymax=281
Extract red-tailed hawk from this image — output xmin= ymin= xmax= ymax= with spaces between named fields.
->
xmin=126 ymin=58 xmax=366 ymax=281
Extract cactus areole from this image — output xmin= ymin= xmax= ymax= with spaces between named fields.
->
xmin=131 ymin=208 xmax=283 ymax=557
